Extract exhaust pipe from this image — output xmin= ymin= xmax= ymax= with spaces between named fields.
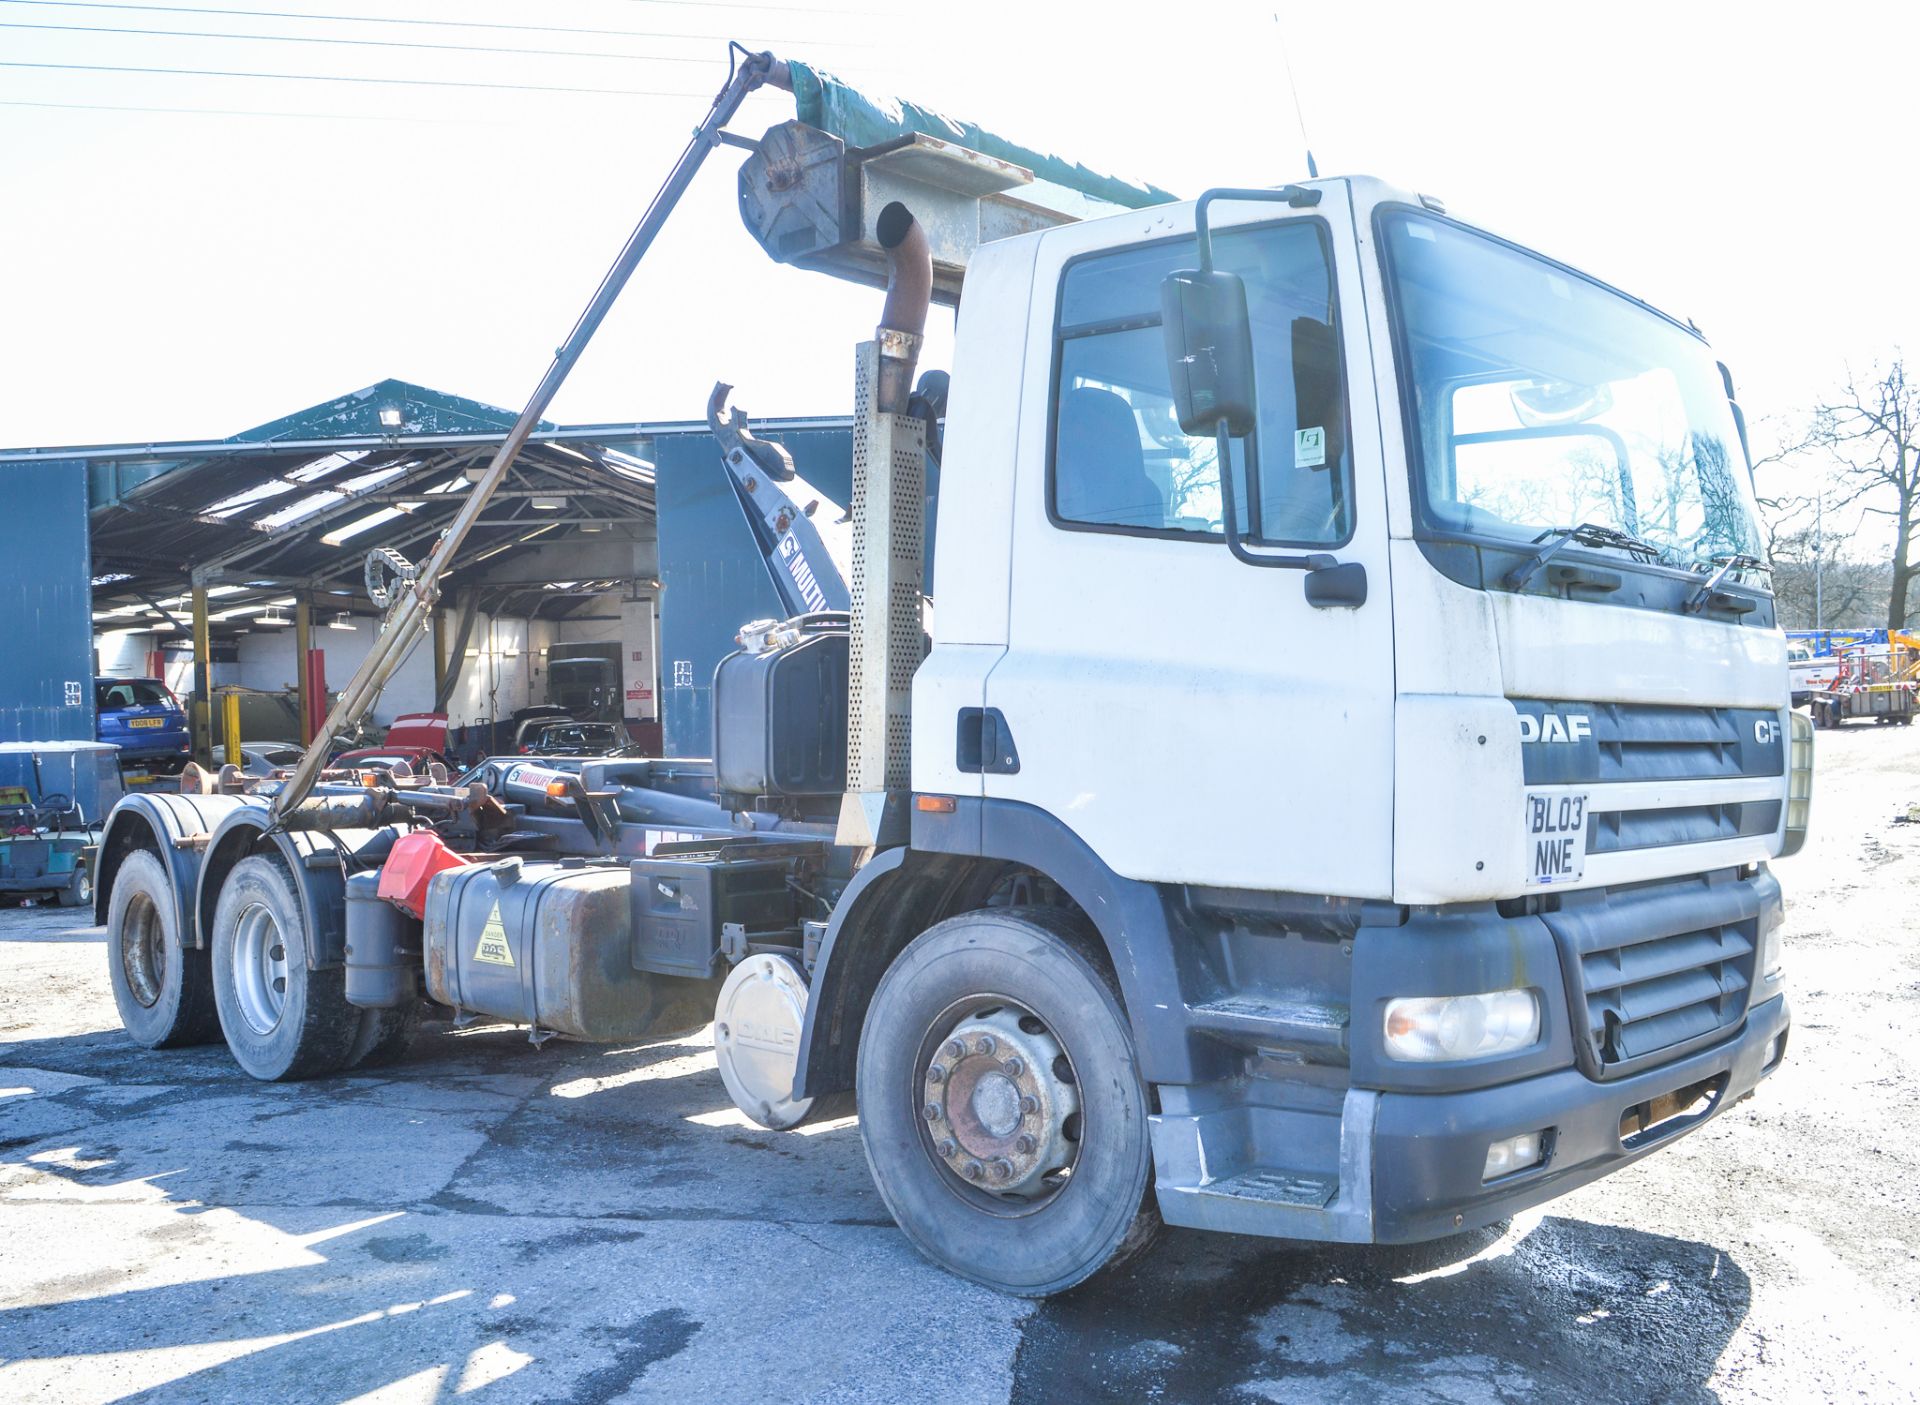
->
xmin=875 ymin=201 xmax=930 ymax=414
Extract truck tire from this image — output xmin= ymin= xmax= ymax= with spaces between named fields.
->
xmin=210 ymin=854 xmax=359 ymax=1081
xmin=106 ymin=850 xmax=219 ymax=1048
xmin=345 ymin=1002 xmax=420 ymax=1070
xmin=856 ymin=905 xmax=1159 ymax=1297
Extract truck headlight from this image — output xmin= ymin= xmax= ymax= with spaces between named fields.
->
xmin=1384 ymin=989 xmax=1541 ymax=1062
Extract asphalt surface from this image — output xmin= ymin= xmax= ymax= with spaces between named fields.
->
xmin=2 ymin=723 xmax=1917 ymax=1403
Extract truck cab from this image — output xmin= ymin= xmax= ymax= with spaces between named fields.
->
xmin=871 ymin=174 xmax=1800 ymax=1269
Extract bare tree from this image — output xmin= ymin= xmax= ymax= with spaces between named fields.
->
xmin=1764 ymin=513 xmax=1889 ymax=628
xmin=1809 ymin=357 xmax=1920 ymax=629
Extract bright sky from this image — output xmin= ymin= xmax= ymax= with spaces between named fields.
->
xmin=1 ymin=0 xmax=1914 ymax=465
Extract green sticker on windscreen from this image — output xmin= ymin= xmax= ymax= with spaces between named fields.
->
xmin=1295 ymin=426 xmax=1326 ymax=469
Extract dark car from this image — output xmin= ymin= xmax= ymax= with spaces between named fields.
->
xmin=521 ymin=722 xmax=624 ymax=756
xmin=95 ymin=677 xmax=191 ymax=774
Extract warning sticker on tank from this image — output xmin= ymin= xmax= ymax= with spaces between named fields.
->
xmin=474 ymin=904 xmax=515 ymax=966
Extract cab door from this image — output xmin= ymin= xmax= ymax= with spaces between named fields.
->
xmin=982 ymin=189 xmax=1395 ymax=898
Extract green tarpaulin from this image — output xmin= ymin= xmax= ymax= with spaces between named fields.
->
xmin=787 ymin=61 xmax=1177 ymax=212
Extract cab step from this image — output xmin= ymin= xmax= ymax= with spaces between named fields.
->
xmin=1186 ymin=995 xmax=1349 ymax=1061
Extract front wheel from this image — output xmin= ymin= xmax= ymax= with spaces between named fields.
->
xmin=211 ymin=854 xmax=359 ymax=1080
xmin=856 ymin=906 xmax=1159 ymax=1297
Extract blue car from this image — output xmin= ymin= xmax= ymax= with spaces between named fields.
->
xmin=95 ymin=677 xmax=192 ymax=774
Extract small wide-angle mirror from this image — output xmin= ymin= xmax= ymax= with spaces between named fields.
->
xmin=1160 ymin=268 xmax=1256 ymax=436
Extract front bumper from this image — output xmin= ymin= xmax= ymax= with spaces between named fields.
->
xmin=108 ymin=736 xmax=191 ymax=766
xmin=1371 ymin=991 xmax=1788 ymax=1242
xmin=1154 ymin=993 xmax=1788 ymax=1241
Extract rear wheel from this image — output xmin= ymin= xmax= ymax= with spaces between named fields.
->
xmin=106 ymin=850 xmax=219 ymax=1047
xmin=211 ymin=854 xmax=359 ymax=1081
xmin=856 ymin=906 xmax=1159 ymax=1297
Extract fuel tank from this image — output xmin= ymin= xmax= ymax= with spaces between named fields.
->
xmin=423 ymin=855 xmax=713 ymax=1041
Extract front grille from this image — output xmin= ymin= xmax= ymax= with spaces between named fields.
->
xmin=1545 ymin=875 xmax=1765 ymax=1080
xmin=1516 ymin=701 xmax=1784 ymax=787
xmin=1589 ymin=800 xmax=1783 ymax=853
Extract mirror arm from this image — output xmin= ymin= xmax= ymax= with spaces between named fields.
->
xmin=1195 ymin=185 xmax=1323 ymax=271
xmin=1213 ymin=417 xmax=1336 ymax=573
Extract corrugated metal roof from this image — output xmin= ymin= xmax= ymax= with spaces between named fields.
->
xmin=75 ymin=381 xmax=658 ymax=629
xmin=4 ymin=378 xmax=851 ymax=631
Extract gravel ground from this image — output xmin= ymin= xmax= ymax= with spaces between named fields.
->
xmin=0 ymin=723 xmax=1915 ymax=1403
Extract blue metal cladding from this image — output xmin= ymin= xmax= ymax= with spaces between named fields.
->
xmin=0 ymin=461 xmax=95 ymax=742
xmin=656 ymin=427 xmax=854 ymax=758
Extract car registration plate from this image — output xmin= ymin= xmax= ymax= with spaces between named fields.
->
xmin=1524 ymin=790 xmax=1589 ymax=885
xmin=128 ymin=717 xmax=163 ymax=729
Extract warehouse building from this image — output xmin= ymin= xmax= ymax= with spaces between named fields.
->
xmin=0 ymin=379 xmax=856 ymax=763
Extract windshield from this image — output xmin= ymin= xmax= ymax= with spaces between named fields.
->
xmin=1381 ymin=209 xmax=1765 ymax=578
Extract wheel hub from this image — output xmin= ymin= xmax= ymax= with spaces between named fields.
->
xmin=923 ymin=1006 xmax=1078 ymax=1197
xmin=120 ymin=892 xmax=164 ymax=1009
xmin=230 ymin=902 xmax=288 ymax=1036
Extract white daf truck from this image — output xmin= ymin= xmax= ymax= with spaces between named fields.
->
xmin=94 ymin=52 xmax=1811 ymax=1299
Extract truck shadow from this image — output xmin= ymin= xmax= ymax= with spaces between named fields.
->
xmin=1012 ymin=1213 xmax=1753 ymax=1403
xmin=0 ymin=1020 xmax=900 ymax=1403
xmin=2 ymin=1020 xmax=1753 ymax=1404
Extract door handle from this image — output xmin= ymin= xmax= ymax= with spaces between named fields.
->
xmin=956 ymin=708 xmax=1021 ymax=775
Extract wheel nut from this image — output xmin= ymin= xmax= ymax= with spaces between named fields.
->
xmin=976 ymin=1035 xmax=997 ymax=1056
xmin=926 ymin=1063 xmax=947 ymax=1084
xmin=923 ymin=1103 xmax=941 ymax=1123
xmin=1015 ymin=1134 xmax=1036 ymax=1155
xmin=1003 ymin=1056 xmax=1025 ymax=1077
xmin=989 ymin=1158 xmax=1014 ymax=1182
xmin=937 ymin=1139 xmax=957 ymax=1158
xmin=1020 ymin=1094 xmax=1039 ymax=1116
xmin=945 ymin=1038 xmax=967 ymax=1060
xmin=964 ymin=1160 xmax=984 ymax=1180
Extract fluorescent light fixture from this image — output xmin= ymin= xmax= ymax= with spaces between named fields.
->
xmin=464 ymin=466 xmax=489 ymax=484
xmin=530 ymin=495 xmax=567 ymax=511
xmin=378 ymin=405 xmax=404 ymax=429
xmin=579 ymin=521 xmax=606 ymax=533
xmin=328 ymin=612 xmax=356 ymax=631
xmin=321 ymin=506 xmax=407 ymax=547
xmin=258 ymin=608 xmax=289 ymax=627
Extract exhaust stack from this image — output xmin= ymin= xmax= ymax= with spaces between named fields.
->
xmin=875 ymin=201 xmax=930 ymax=415
xmin=837 ymin=202 xmax=930 ymax=851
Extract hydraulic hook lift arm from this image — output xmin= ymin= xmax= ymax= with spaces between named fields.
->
xmin=270 ymin=47 xmax=792 ymax=823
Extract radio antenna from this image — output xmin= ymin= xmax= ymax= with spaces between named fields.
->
xmin=1273 ymin=11 xmax=1319 ymax=179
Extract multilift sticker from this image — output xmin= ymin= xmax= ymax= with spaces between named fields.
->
xmin=1295 ymin=426 xmax=1327 ymax=469
xmin=474 ymin=904 xmax=515 ymax=966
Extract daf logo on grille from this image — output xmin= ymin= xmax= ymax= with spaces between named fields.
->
xmin=1519 ymin=712 xmax=1592 ymax=744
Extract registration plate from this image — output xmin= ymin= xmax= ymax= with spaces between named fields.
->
xmin=1525 ymin=790 xmax=1589 ymax=885
xmin=128 ymin=717 xmax=163 ymax=729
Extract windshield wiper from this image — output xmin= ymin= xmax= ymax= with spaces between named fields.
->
xmin=1504 ymin=522 xmax=1664 ymax=591
xmin=1684 ymin=553 xmax=1765 ymax=614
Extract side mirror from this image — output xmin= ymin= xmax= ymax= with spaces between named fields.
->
xmin=1160 ymin=268 xmax=1256 ymax=436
